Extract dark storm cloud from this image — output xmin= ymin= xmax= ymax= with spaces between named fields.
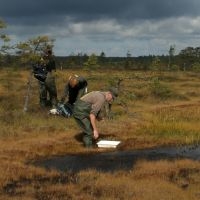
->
xmin=1 ymin=0 xmax=200 ymax=25
xmin=1 ymin=0 xmax=200 ymax=56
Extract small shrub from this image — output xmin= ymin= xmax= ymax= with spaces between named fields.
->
xmin=191 ymin=62 xmax=200 ymax=72
xmin=149 ymin=77 xmax=172 ymax=99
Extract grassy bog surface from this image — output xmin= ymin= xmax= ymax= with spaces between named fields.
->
xmin=0 ymin=67 xmax=200 ymax=199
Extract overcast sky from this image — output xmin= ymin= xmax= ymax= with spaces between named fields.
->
xmin=1 ymin=0 xmax=200 ymax=57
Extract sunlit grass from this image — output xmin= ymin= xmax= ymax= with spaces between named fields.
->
xmin=141 ymin=106 xmax=200 ymax=144
xmin=1 ymin=67 xmax=200 ymax=199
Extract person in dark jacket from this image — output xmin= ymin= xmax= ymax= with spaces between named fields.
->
xmin=73 ymin=87 xmax=118 ymax=147
xmin=55 ymin=74 xmax=88 ymax=117
xmin=39 ymin=49 xmax=58 ymax=108
xmin=60 ymin=74 xmax=88 ymax=106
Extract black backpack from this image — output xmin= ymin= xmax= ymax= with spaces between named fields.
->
xmin=32 ymin=64 xmax=47 ymax=82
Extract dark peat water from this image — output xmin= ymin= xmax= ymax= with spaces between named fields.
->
xmin=33 ymin=144 xmax=200 ymax=173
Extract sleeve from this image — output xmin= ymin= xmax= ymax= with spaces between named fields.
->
xmin=76 ymin=78 xmax=88 ymax=99
xmin=77 ymin=88 xmax=86 ymax=99
xmin=46 ymin=57 xmax=56 ymax=72
xmin=90 ymin=95 xmax=105 ymax=116
xmin=50 ymin=57 xmax=56 ymax=71
xmin=60 ymin=84 xmax=69 ymax=103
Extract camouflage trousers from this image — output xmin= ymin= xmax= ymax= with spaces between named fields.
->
xmin=73 ymin=100 xmax=93 ymax=147
xmin=39 ymin=72 xmax=57 ymax=107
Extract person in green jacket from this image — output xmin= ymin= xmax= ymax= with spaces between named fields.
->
xmin=39 ymin=49 xmax=58 ymax=108
xmin=73 ymin=87 xmax=118 ymax=147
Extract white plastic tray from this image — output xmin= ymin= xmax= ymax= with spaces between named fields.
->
xmin=96 ymin=140 xmax=121 ymax=148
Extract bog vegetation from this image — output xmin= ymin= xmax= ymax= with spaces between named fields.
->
xmin=0 ymin=18 xmax=200 ymax=200
xmin=0 ymin=66 xmax=200 ymax=200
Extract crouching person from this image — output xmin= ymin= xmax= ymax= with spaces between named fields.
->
xmin=73 ymin=88 xmax=118 ymax=148
xmin=60 ymin=74 xmax=88 ymax=113
xmin=54 ymin=74 xmax=88 ymax=118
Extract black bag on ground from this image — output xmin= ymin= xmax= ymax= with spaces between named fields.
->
xmin=57 ymin=103 xmax=73 ymax=118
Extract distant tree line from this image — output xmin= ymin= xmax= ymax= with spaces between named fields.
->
xmin=1 ymin=18 xmax=200 ymax=71
xmin=52 ymin=47 xmax=200 ymax=72
xmin=2 ymin=45 xmax=200 ymax=72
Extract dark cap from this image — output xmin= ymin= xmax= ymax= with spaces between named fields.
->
xmin=109 ymin=87 xmax=118 ymax=99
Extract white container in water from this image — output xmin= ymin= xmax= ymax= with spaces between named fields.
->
xmin=96 ymin=140 xmax=121 ymax=148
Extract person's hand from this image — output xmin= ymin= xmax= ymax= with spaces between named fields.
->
xmin=93 ymin=130 xmax=99 ymax=140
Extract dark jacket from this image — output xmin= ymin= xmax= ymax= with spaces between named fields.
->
xmin=61 ymin=76 xmax=88 ymax=105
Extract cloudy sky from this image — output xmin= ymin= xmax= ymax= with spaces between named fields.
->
xmin=1 ymin=0 xmax=200 ymax=57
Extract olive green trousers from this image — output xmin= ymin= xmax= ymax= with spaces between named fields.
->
xmin=73 ymin=100 xmax=93 ymax=147
xmin=39 ymin=73 xmax=57 ymax=107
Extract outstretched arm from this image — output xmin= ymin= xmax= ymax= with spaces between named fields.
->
xmin=89 ymin=113 xmax=99 ymax=139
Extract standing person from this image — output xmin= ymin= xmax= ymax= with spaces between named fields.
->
xmin=73 ymin=88 xmax=118 ymax=148
xmin=39 ymin=49 xmax=58 ymax=108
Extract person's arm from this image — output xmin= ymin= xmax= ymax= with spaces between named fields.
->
xmin=45 ymin=56 xmax=56 ymax=72
xmin=89 ymin=113 xmax=99 ymax=139
xmin=77 ymin=87 xmax=87 ymax=99
xmin=105 ymin=102 xmax=113 ymax=119
xmin=77 ymin=79 xmax=88 ymax=99
xmin=60 ymin=84 xmax=69 ymax=103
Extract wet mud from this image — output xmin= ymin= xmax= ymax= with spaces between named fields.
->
xmin=33 ymin=144 xmax=200 ymax=173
